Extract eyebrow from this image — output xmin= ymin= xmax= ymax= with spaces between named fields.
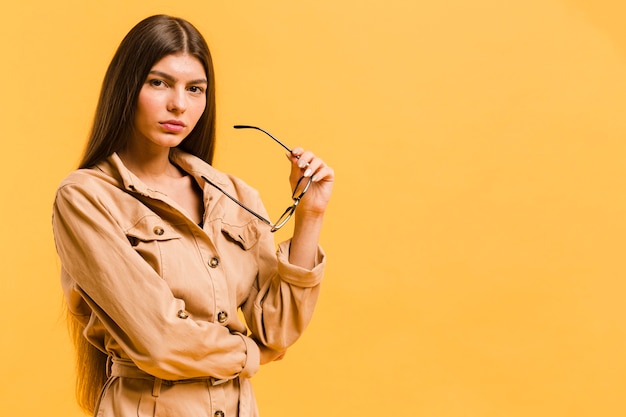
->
xmin=149 ymin=70 xmax=208 ymax=85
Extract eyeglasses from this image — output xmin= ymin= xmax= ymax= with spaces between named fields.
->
xmin=201 ymin=125 xmax=312 ymax=232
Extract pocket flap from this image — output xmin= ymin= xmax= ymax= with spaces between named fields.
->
xmin=125 ymin=215 xmax=181 ymax=241
xmin=221 ymin=222 xmax=260 ymax=250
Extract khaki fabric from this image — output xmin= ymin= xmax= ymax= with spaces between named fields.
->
xmin=52 ymin=149 xmax=325 ymax=416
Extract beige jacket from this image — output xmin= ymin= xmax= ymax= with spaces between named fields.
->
xmin=52 ymin=150 xmax=325 ymax=416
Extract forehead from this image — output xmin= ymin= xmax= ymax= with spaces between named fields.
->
xmin=150 ymin=53 xmax=206 ymax=79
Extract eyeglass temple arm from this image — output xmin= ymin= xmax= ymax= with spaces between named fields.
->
xmin=233 ymin=125 xmax=293 ymax=154
xmin=201 ymin=175 xmax=272 ymax=226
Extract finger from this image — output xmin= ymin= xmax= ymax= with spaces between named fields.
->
xmin=286 ymin=148 xmax=309 ymax=171
xmin=288 ymin=149 xmax=334 ymax=182
xmin=290 ymin=147 xmax=305 ymax=158
xmin=303 ymin=158 xmax=324 ymax=179
xmin=294 ymin=150 xmax=315 ymax=169
xmin=287 ymin=147 xmax=306 ymax=167
xmin=311 ymin=164 xmax=334 ymax=183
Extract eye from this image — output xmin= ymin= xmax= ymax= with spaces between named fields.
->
xmin=148 ymin=79 xmax=168 ymax=88
xmin=188 ymin=85 xmax=205 ymax=94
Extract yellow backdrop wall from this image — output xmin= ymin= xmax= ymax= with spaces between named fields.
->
xmin=1 ymin=0 xmax=625 ymax=416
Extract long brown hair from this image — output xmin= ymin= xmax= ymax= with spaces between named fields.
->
xmin=70 ymin=15 xmax=217 ymax=413
xmin=79 ymin=14 xmax=216 ymax=169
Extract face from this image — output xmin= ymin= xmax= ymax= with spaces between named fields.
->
xmin=131 ymin=53 xmax=207 ymax=151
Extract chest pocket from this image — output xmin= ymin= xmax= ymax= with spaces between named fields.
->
xmin=125 ymin=215 xmax=182 ymax=277
xmin=221 ymin=221 xmax=261 ymax=251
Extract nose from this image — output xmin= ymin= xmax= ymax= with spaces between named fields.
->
xmin=167 ymin=88 xmax=187 ymax=113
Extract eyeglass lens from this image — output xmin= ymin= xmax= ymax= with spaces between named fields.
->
xmin=203 ymin=125 xmax=313 ymax=232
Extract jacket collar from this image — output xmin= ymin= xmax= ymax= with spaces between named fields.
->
xmin=168 ymin=148 xmax=229 ymax=187
xmin=94 ymin=149 xmax=229 ymax=198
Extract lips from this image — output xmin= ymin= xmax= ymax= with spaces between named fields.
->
xmin=160 ymin=120 xmax=186 ymax=133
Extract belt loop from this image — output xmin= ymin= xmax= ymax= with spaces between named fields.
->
xmin=152 ymin=377 xmax=162 ymax=397
xmin=106 ymin=356 xmax=113 ymax=378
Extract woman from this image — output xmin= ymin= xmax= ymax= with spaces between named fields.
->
xmin=52 ymin=14 xmax=333 ymax=417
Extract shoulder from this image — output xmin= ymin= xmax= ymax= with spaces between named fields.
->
xmin=54 ymin=160 xmax=129 ymax=214
xmin=53 ymin=164 xmax=156 ymax=231
xmin=56 ymin=166 xmax=120 ymax=195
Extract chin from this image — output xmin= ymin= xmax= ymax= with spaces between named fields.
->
xmin=153 ymin=136 xmax=187 ymax=149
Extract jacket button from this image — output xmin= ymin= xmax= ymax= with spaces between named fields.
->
xmin=208 ymin=257 xmax=220 ymax=268
xmin=153 ymin=226 xmax=165 ymax=236
xmin=214 ymin=411 xmax=225 ymax=417
xmin=217 ymin=311 xmax=228 ymax=323
xmin=177 ymin=310 xmax=189 ymax=319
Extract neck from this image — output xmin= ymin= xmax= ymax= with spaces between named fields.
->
xmin=118 ymin=146 xmax=183 ymax=185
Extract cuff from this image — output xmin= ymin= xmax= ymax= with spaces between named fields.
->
xmin=276 ymin=240 xmax=326 ymax=287
xmin=237 ymin=333 xmax=260 ymax=378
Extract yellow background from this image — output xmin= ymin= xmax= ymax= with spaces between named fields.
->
xmin=1 ymin=0 xmax=625 ymax=416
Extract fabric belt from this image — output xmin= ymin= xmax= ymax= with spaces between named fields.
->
xmin=108 ymin=357 xmax=230 ymax=395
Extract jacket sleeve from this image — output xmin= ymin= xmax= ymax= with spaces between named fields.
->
xmin=52 ymin=181 xmax=260 ymax=381
xmin=240 ymin=198 xmax=326 ymax=353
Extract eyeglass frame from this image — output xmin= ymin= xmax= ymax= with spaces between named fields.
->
xmin=201 ymin=125 xmax=313 ymax=232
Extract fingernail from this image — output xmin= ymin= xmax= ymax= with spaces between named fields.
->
xmin=303 ymin=168 xmax=312 ymax=177
xmin=298 ymin=160 xmax=307 ymax=168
